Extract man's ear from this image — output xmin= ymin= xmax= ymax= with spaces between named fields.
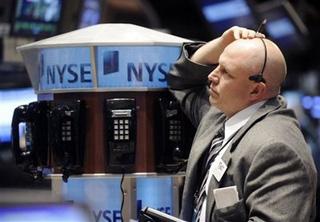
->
xmin=249 ymin=82 xmax=266 ymax=100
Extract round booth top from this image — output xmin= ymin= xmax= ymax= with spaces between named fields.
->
xmin=18 ymin=23 xmax=191 ymax=49
xmin=17 ymin=24 xmax=192 ymax=93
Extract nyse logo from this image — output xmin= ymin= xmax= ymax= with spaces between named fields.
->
xmin=93 ymin=209 xmax=122 ymax=222
xmin=103 ymin=51 xmax=119 ymax=75
xmin=43 ymin=63 xmax=92 ymax=84
xmin=127 ymin=62 xmax=169 ymax=82
xmin=102 ymin=49 xmax=172 ymax=83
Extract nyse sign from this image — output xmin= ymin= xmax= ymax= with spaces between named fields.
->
xmin=39 ymin=45 xmax=181 ymax=91
xmin=96 ymin=46 xmax=181 ymax=88
xmin=62 ymin=177 xmax=174 ymax=222
xmin=40 ymin=47 xmax=94 ymax=90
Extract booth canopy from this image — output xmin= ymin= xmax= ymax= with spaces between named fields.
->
xmin=17 ymin=23 xmax=192 ymax=93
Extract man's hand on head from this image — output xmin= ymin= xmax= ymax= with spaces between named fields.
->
xmin=190 ymin=26 xmax=265 ymax=65
xmin=221 ymin=26 xmax=265 ymax=46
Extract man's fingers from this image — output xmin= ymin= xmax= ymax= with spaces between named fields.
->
xmin=239 ymin=29 xmax=266 ymax=39
xmin=255 ymin=32 xmax=266 ymax=38
xmin=241 ymin=29 xmax=249 ymax=38
xmin=222 ymin=26 xmax=266 ymax=47
xmin=247 ymin=31 xmax=256 ymax=38
xmin=233 ymin=29 xmax=241 ymax=39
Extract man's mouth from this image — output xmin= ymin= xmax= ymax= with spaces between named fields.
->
xmin=210 ymin=87 xmax=218 ymax=96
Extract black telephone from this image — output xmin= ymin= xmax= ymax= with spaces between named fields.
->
xmin=11 ymin=101 xmax=49 ymax=179
xmin=48 ymin=100 xmax=86 ymax=182
xmin=154 ymin=96 xmax=195 ymax=173
xmin=104 ymin=98 xmax=137 ymax=173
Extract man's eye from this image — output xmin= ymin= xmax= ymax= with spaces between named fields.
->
xmin=221 ymin=68 xmax=228 ymax=74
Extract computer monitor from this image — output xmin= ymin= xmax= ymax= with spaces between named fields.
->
xmin=10 ymin=0 xmax=63 ymax=38
xmin=78 ymin=0 xmax=101 ymax=29
xmin=198 ymin=0 xmax=257 ymax=36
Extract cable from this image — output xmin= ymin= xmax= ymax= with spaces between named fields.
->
xmin=120 ymin=171 xmax=125 ymax=222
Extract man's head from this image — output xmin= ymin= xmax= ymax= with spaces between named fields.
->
xmin=208 ymin=38 xmax=287 ymax=118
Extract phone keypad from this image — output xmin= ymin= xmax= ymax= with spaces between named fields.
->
xmin=169 ymin=120 xmax=181 ymax=141
xmin=113 ymin=118 xmax=130 ymax=141
xmin=62 ymin=120 xmax=72 ymax=141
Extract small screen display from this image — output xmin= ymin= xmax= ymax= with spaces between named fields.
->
xmin=78 ymin=0 xmax=101 ymax=28
xmin=11 ymin=0 xmax=63 ymax=37
xmin=200 ymin=0 xmax=257 ymax=36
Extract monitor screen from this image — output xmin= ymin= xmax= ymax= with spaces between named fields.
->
xmin=11 ymin=0 xmax=63 ymax=38
xmin=199 ymin=0 xmax=257 ymax=36
xmin=78 ymin=0 xmax=101 ymax=29
xmin=0 ymin=87 xmax=37 ymax=144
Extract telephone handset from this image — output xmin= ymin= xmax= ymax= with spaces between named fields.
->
xmin=11 ymin=101 xmax=49 ymax=179
xmin=105 ymin=98 xmax=136 ymax=173
xmin=48 ymin=100 xmax=86 ymax=182
xmin=156 ymin=97 xmax=183 ymax=163
xmin=11 ymin=104 xmax=29 ymax=165
xmin=155 ymin=96 xmax=195 ymax=172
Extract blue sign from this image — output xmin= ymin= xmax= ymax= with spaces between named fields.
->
xmin=62 ymin=178 xmax=122 ymax=222
xmin=38 ymin=45 xmax=181 ymax=91
xmin=96 ymin=46 xmax=181 ymax=88
xmin=39 ymin=47 xmax=94 ymax=90
xmin=61 ymin=177 xmax=175 ymax=221
xmin=136 ymin=177 xmax=173 ymax=215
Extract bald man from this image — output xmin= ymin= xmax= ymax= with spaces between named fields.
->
xmin=167 ymin=26 xmax=317 ymax=222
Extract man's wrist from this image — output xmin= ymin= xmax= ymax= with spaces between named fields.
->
xmin=191 ymin=37 xmax=225 ymax=65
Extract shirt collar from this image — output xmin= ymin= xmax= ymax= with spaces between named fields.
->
xmin=224 ymin=100 xmax=266 ymax=142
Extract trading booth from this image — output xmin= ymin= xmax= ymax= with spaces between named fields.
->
xmin=13 ymin=23 xmax=194 ymax=221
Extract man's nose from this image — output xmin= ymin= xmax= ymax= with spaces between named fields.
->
xmin=208 ymin=70 xmax=219 ymax=85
